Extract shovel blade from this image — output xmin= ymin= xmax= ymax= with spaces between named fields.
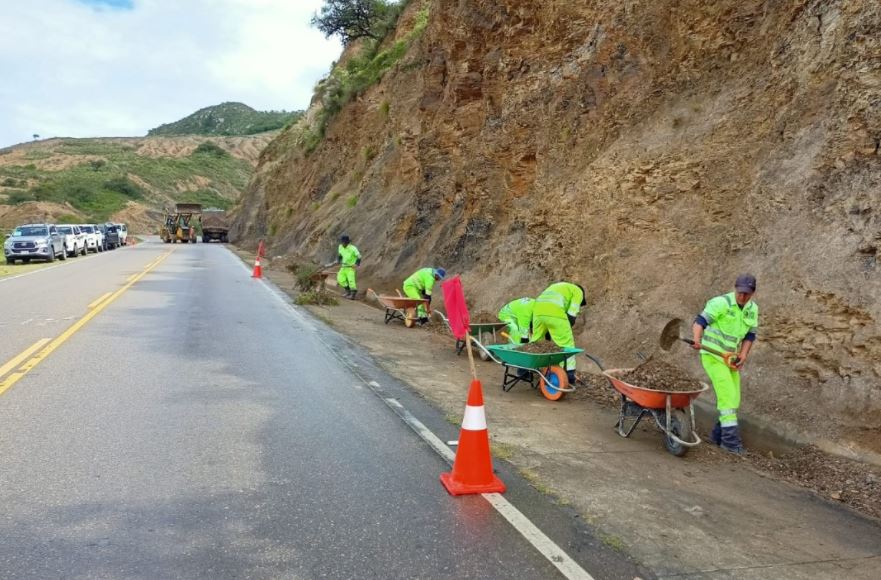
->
xmin=659 ymin=318 xmax=684 ymax=351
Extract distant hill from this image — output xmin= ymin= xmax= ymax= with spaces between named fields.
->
xmin=148 ymin=102 xmax=302 ymax=137
xmin=0 ymin=133 xmax=275 ymax=232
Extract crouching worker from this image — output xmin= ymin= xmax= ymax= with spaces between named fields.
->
xmin=498 ymin=297 xmax=535 ymax=344
xmin=693 ymin=274 xmax=759 ymax=455
xmin=531 ymin=282 xmax=586 ymax=384
xmin=336 ymin=234 xmax=362 ymax=299
xmin=402 ymin=267 xmax=446 ymax=324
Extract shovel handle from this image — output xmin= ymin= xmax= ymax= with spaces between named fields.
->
xmin=680 ymin=338 xmax=740 ymax=369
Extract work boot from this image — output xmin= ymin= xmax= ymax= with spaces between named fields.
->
xmin=720 ymin=426 xmax=745 ymax=455
xmin=710 ymin=421 xmax=722 ymax=446
xmin=418 ymin=317 xmax=429 ymax=325
xmin=567 ymin=370 xmax=577 ymax=385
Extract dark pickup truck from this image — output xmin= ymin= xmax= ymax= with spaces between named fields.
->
xmin=98 ymin=223 xmax=122 ymax=249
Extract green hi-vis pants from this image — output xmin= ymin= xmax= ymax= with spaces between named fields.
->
xmin=337 ymin=266 xmax=356 ymax=290
xmin=701 ymin=354 xmax=741 ymax=426
xmin=531 ymin=314 xmax=576 ymax=371
xmin=402 ymin=283 xmax=428 ymax=318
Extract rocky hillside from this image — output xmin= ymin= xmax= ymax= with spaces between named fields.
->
xmin=148 ymin=102 xmax=301 ymax=137
xmin=0 ymin=133 xmax=273 ymax=232
xmin=233 ymin=0 xmax=881 ymax=447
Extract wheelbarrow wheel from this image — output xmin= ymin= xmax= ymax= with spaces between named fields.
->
xmin=540 ymin=366 xmax=567 ymax=401
xmin=404 ymin=307 xmax=416 ymax=328
xmin=664 ymin=409 xmax=692 ymax=457
xmin=479 ymin=345 xmax=491 ymax=362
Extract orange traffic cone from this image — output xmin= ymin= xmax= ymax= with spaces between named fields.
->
xmin=440 ymin=379 xmax=506 ymax=495
xmin=251 ymin=256 xmax=263 ymax=279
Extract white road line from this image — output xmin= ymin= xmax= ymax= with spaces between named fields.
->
xmin=227 ymin=248 xmax=596 ymax=580
xmin=383 ymin=398 xmax=594 ymax=580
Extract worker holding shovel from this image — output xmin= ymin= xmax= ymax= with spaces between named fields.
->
xmin=402 ymin=267 xmax=446 ymax=324
xmin=693 ymin=274 xmax=759 ymax=455
xmin=498 ymin=297 xmax=535 ymax=344
xmin=531 ymin=282 xmax=587 ymax=384
xmin=335 ymin=234 xmax=361 ymax=299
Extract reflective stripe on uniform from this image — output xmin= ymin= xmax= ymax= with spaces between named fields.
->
xmin=536 ymin=291 xmax=566 ymax=308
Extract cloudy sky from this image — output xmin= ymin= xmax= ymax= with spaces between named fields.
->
xmin=0 ymin=0 xmax=342 ymax=148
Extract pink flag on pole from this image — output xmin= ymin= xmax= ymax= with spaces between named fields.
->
xmin=442 ymin=276 xmax=470 ymax=340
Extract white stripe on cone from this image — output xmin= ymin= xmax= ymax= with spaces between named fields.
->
xmin=461 ymin=405 xmax=487 ymax=431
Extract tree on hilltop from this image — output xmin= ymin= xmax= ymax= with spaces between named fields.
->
xmin=311 ymin=0 xmax=392 ymax=44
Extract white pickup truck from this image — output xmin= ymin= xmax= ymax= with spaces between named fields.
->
xmin=79 ymin=224 xmax=104 ymax=253
xmin=56 ymin=224 xmax=87 ymax=257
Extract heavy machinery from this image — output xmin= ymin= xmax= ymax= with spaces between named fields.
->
xmin=201 ymin=208 xmax=229 ymax=243
xmin=160 ymin=203 xmax=202 ymax=243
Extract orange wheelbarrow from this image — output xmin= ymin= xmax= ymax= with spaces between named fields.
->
xmin=367 ymin=289 xmax=429 ymax=328
xmin=585 ymin=354 xmax=708 ymax=457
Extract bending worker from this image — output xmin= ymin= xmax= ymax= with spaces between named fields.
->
xmin=335 ymin=234 xmax=361 ymax=300
xmin=531 ymin=281 xmax=587 ymax=384
xmin=692 ymin=274 xmax=759 ymax=455
xmin=402 ymin=267 xmax=446 ymax=324
xmin=498 ymin=297 xmax=535 ymax=344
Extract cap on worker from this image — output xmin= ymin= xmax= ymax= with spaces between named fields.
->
xmin=340 ymin=234 xmax=350 ymax=243
xmin=434 ymin=268 xmax=446 ymax=279
xmin=735 ymin=273 xmax=757 ymax=293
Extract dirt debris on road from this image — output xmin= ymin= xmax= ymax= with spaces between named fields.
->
xmin=749 ymin=445 xmax=881 ymax=521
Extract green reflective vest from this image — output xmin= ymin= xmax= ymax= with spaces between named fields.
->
xmin=701 ymin=292 xmax=759 ymax=356
xmin=338 ymin=244 xmax=361 ymax=267
xmin=534 ymin=282 xmax=584 ymax=319
xmin=498 ymin=298 xmax=535 ymax=329
xmin=404 ymin=268 xmax=436 ymax=295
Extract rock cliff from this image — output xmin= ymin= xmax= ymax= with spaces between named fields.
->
xmin=233 ymin=0 xmax=881 ymax=444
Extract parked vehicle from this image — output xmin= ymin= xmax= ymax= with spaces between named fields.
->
xmin=201 ymin=208 xmax=229 ymax=243
xmin=114 ymin=223 xmax=129 ymax=246
xmin=3 ymin=224 xmax=67 ymax=264
xmin=91 ymin=224 xmax=106 ymax=251
xmin=79 ymin=224 xmax=102 ymax=253
xmin=57 ymin=224 xmax=87 ymax=257
xmin=101 ymin=224 xmax=122 ymax=249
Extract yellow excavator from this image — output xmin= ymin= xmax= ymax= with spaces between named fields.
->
xmin=160 ymin=203 xmax=202 ymax=243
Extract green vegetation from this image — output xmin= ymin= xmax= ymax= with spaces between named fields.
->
xmin=0 ymin=138 xmax=252 ymax=222
xmin=296 ymin=290 xmax=340 ymax=306
xmin=302 ymin=1 xmax=428 ymax=154
xmin=347 ymin=194 xmax=359 ymax=207
xmin=148 ymin=102 xmax=303 ymax=136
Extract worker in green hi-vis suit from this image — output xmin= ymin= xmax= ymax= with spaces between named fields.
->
xmin=402 ymin=267 xmax=446 ymax=323
xmin=692 ymin=274 xmax=759 ymax=455
xmin=335 ymin=234 xmax=361 ymax=299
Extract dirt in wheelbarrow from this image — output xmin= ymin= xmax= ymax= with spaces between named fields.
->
xmin=516 ymin=341 xmax=564 ymax=354
xmin=619 ymin=358 xmax=703 ymax=392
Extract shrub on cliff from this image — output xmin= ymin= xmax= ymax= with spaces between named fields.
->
xmin=312 ymin=0 xmax=395 ymax=44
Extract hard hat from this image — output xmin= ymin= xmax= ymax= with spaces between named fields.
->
xmin=434 ymin=268 xmax=446 ymax=279
xmin=340 ymin=234 xmax=350 ymax=243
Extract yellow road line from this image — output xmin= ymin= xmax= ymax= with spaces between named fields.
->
xmin=0 ymin=339 xmax=50 ymax=381
xmin=87 ymin=292 xmax=112 ymax=309
xmin=0 ymin=251 xmax=173 ymax=398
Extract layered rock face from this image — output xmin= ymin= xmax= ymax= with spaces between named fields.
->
xmin=233 ymin=1 xmax=881 ymax=438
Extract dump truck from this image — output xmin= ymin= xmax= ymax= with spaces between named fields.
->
xmin=160 ymin=203 xmax=202 ymax=243
xmin=201 ymin=208 xmax=229 ymax=243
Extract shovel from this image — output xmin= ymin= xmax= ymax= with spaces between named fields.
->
xmin=660 ymin=318 xmax=740 ymax=370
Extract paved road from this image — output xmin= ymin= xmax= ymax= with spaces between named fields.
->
xmin=0 ymin=240 xmax=644 ymax=579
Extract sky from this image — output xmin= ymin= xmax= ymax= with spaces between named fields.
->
xmin=0 ymin=0 xmax=342 ymax=148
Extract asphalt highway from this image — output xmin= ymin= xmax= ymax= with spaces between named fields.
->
xmin=0 ymin=240 xmax=645 ymax=579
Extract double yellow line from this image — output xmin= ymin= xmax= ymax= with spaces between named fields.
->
xmin=0 ymin=251 xmax=172 ymax=397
